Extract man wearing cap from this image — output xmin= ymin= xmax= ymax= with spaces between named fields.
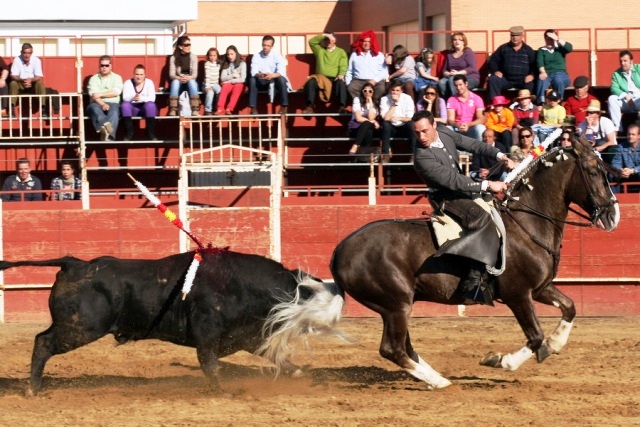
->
xmin=578 ymin=99 xmax=617 ymax=162
xmin=607 ymin=50 xmax=640 ymax=132
xmin=611 ymin=123 xmax=640 ymax=191
xmin=564 ymin=75 xmax=597 ymax=125
xmin=485 ymin=95 xmax=515 ymax=148
xmin=446 ymin=74 xmax=486 ymax=141
xmin=536 ymin=29 xmax=573 ymax=103
xmin=487 ymin=26 xmax=537 ymax=100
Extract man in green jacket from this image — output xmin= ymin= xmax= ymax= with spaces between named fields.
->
xmin=302 ymin=32 xmax=348 ymax=114
xmin=607 ymin=50 xmax=640 ymax=132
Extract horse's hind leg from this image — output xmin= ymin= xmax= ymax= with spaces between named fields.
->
xmin=533 ymin=283 xmax=576 ymax=362
xmin=379 ymin=310 xmax=452 ymax=390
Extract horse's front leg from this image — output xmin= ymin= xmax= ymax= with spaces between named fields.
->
xmin=532 ymin=283 xmax=576 ymax=362
xmin=480 ymin=296 xmax=541 ymax=371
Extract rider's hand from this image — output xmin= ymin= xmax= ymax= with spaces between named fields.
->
xmin=487 ymin=180 xmax=507 ymax=194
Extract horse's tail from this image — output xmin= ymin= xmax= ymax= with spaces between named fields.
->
xmin=257 ymin=274 xmax=346 ymax=376
xmin=0 ymin=256 xmax=81 ymax=271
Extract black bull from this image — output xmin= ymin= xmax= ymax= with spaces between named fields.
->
xmin=0 ymin=250 xmax=345 ymax=395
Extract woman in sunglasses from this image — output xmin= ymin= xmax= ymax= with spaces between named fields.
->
xmin=168 ymin=36 xmax=200 ymax=116
xmin=347 ymin=82 xmax=380 ymax=155
xmin=416 ymin=87 xmax=446 ymax=124
xmin=510 ymin=125 xmax=535 ymax=162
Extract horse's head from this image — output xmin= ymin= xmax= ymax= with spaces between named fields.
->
xmin=566 ymin=135 xmax=620 ymax=231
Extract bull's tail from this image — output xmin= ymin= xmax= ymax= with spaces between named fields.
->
xmin=257 ymin=275 xmax=346 ymax=376
xmin=0 ymin=256 xmax=80 ymax=271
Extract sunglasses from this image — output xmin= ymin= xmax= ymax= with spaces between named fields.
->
xmin=561 ymin=137 xmax=572 ymax=141
xmin=100 ymin=64 xmax=110 ymax=67
xmin=586 ymin=111 xmax=600 ymax=115
xmin=362 ymin=89 xmax=373 ymax=93
xmin=520 ymin=134 xmax=533 ymax=139
xmin=181 ymin=43 xmax=191 ymax=47
xmin=425 ymin=91 xmax=437 ymax=96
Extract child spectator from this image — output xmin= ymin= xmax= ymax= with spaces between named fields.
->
xmin=202 ymin=47 xmax=222 ymax=115
xmin=511 ymin=89 xmax=540 ymax=144
xmin=485 ymin=95 xmax=515 ymax=149
xmin=414 ymin=48 xmax=438 ymax=94
xmin=216 ymin=45 xmax=246 ymax=115
xmin=534 ymin=90 xmax=566 ymax=142
xmin=50 ymin=160 xmax=82 ymax=200
xmin=386 ymin=45 xmax=417 ymax=101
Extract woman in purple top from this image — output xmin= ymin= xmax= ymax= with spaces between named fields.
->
xmin=416 ymin=86 xmax=447 ymax=124
xmin=438 ymin=32 xmax=480 ymax=99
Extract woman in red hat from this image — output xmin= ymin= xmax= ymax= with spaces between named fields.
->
xmin=485 ymin=95 xmax=515 ymax=148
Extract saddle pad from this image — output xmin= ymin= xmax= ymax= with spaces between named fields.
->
xmin=431 ymin=213 xmax=464 ymax=247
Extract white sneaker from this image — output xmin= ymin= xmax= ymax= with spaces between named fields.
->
xmin=99 ymin=126 xmax=109 ymax=141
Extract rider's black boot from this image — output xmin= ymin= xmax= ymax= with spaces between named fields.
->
xmin=460 ymin=264 xmax=495 ymax=306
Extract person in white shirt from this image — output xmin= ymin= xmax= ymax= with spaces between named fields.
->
xmin=9 ymin=43 xmax=46 ymax=115
xmin=248 ymin=35 xmax=290 ymax=115
xmin=379 ymin=79 xmax=416 ymax=161
xmin=121 ymin=64 xmax=158 ymax=141
xmin=607 ymin=50 xmax=640 ymax=132
xmin=345 ymin=30 xmax=388 ymax=100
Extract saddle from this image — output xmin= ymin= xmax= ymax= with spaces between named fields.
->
xmin=430 ymin=197 xmax=506 ymax=276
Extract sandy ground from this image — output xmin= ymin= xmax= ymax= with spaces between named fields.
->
xmin=0 ymin=317 xmax=639 ymax=426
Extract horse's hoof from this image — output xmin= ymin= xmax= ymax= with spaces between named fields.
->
xmin=480 ymin=352 xmax=503 ymax=368
xmin=432 ymin=377 xmax=453 ymax=389
xmin=536 ymin=343 xmax=552 ymax=363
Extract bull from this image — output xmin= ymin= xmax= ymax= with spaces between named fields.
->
xmin=0 ymin=249 xmax=345 ymax=396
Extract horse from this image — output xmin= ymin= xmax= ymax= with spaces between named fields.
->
xmin=329 ymin=136 xmax=620 ymax=389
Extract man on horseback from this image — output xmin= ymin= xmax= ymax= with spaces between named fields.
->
xmin=412 ymin=110 xmax=516 ymax=305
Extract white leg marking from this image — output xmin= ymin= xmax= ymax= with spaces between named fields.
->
xmin=500 ymin=346 xmax=534 ymax=371
xmin=544 ymin=320 xmax=573 ymax=353
xmin=406 ymin=358 xmax=452 ymax=389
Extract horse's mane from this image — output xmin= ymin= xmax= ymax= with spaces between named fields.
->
xmin=507 ymin=146 xmax=574 ymax=192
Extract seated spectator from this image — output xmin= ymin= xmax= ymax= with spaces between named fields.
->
xmin=611 ymin=123 xmax=640 ymax=192
xmin=380 ymin=79 xmax=416 ymax=161
xmin=563 ymin=75 xmax=596 ymax=125
xmin=121 ymin=64 xmax=158 ymax=141
xmin=216 ymin=45 xmax=246 ymax=115
xmin=559 ymin=129 xmax=574 ymax=149
xmin=485 ymin=95 xmax=515 ymax=149
xmin=386 ymin=45 xmax=417 ymax=101
xmin=202 ymin=47 xmax=222 ymax=115
xmin=249 ymin=35 xmax=291 ymax=115
xmin=578 ymin=100 xmax=617 ymax=160
xmin=50 ymin=160 xmax=82 ymax=201
xmin=561 ymin=115 xmax=577 ymax=136
xmin=438 ymin=32 xmax=480 ymax=99
xmin=511 ymin=89 xmax=540 ymax=144
xmin=302 ymin=32 xmax=348 ymax=114
xmin=345 ymin=30 xmax=388 ymax=100
xmin=446 ymin=74 xmax=486 ymax=141
xmin=347 ymin=82 xmax=380 ymax=155
xmin=1 ymin=158 xmax=43 ymax=202
xmin=414 ymin=48 xmax=438 ymax=94
xmin=0 ymin=57 xmax=8 ymax=116
xmin=168 ymin=36 xmax=200 ymax=116
xmin=487 ymin=26 xmax=536 ymax=100
xmin=510 ymin=126 xmax=535 ymax=162
xmin=607 ymin=50 xmax=640 ymax=132
xmin=536 ymin=29 xmax=573 ymax=103
xmin=470 ymin=129 xmax=507 ymax=181
xmin=416 ymin=87 xmax=447 ymax=124
xmin=534 ymin=90 xmax=565 ymax=142
xmin=86 ymin=55 xmax=123 ymax=141
xmin=9 ymin=43 xmax=46 ymax=115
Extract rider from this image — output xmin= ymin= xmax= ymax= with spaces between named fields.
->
xmin=412 ymin=110 xmax=516 ymax=305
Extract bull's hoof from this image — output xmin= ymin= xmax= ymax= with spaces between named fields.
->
xmin=25 ymin=387 xmax=36 ymax=397
xmin=480 ymin=352 xmax=503 ymax=368
xmin=536 ymin=343 xmax=552 ymax=363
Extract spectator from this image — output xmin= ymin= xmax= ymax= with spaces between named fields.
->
xmin=386 ymin=45 xmax=417 ymax=101
xmin=86 ymin=55 xmax=123 ymax=141
xmin=1 ymin=158 xmax=43 ymax=202
xmin=50 ymin=160 xmax=82 ymax=201
xmin=487 ymin=26 xmax=536 ymax=100
xmin=168 ymin=36 xmax=199 ymax=116
xmin=510 ymin=125 xmax=536 ymax=162
xmin=485 ymin=95 xmax=515 ymax=149
xmin=446 ymin=74 xmax=486 ymax=141
xmin=380 ymin=79 xmax=416 ymax=161
xmin=470 ymin=128 xmax=507 ymax=181
xmin=249 ymin=35 xmax=291 ymax=115
xmin=345 ymin=30 xmax=388 ymax=100
xmin=438 ymin=32 xmax=480 ymax=99
xmin=536 ymin=29 xmax=573 ymax=103
xmin=511 ymin=89 xmax=540 ymax=144
xmin=561 ymin=115 xmax=577 ymax=137
xmin=0 ymin=57 xmax=8 ymax=116
xmin=121 ymin=64 xmax=158 ymax=141
xmin=202 ymin=47 xmax=222 ymax=115
xmin=607 ymin=50 xmax=640 ymax=132
xmin=578 ymin=100 xmax=617 ymax=159
xmin=414 ymin=48 xmax=439 ymax=96
xmin=302 ymin=32 xmax=348 ymax=114
xmin=535 ymin=90 xmax=565 ymax=142
xmin=559 ymin=129 xmax=574 ymax=149
xmin=564 ymin=75 xmax=597 ymax=125
xmin=347 ymin=82 xmax=380 ymax=155
xmin=416 ymin=86 xmax=447 ymax=124
xmin=216 ymin=45 xmax=246 ymax=115
xmin=611 ymin=123 xmax=640 ymax=191
xmin=9 ymin=43 xmax=46 ymax=115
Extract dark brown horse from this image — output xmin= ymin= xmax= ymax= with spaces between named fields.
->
xmin=330 ymin=137 xmax=620 ymax=389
